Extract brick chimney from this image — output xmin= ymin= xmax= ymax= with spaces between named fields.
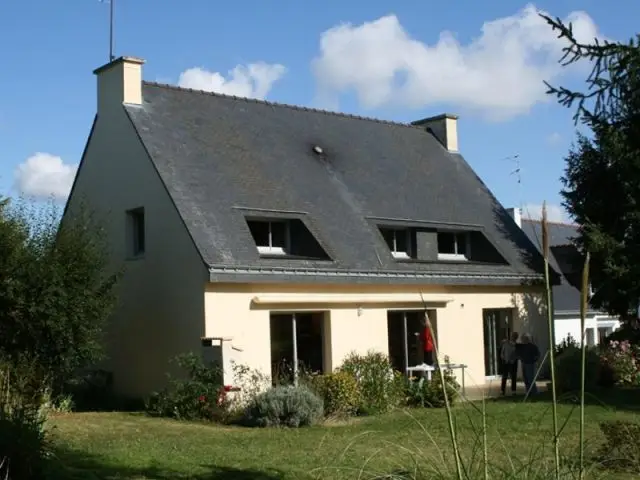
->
xmin=412 ymin=113 xmax=459 ymax=152
xmin=93 ymin=56 xmax=145 ymax=114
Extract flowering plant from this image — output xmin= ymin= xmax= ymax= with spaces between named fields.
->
xmin=216 ymin=385 xmax=240 ymax=407
xmin=600 ymin=340 xmax=640 ymax=386
xmin=145 ymin=353 xmax=240 ymax=423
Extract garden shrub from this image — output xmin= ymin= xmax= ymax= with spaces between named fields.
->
xmin=231 ymin=361 xmax=271 ymax=407
xmin=0 ymin=360 xmax=51 ymax=480
xmin=40 ymin=388 xmax=74 ymax=415
xmin=598 ymin=420 xmax=640 ymax=471
xmin=338 ymin=351 xmax=405 ymax=415
xmin=0 ymin=406 xmax=49 ymax=480
xmin=308 ymin=371 xmax=361 ymax=417
xmin=63 ymin=369 xmax=119 ymax=411
xmin=606 ymin=323 xmax=640 ymax=346
xmin=405 ymin=368 xmax=460 ymax=408
xmin=243 ymin=385 xmax=323 ymax=427
xmin=599 ymin=340 xmax=640 ymax=386
xmin=555 ymin=333 xmax=579 ymax=356
xmin=554 ymin=346 xmax=603 ymax=393
xmin=270 ymin=359 xmax=316 ymax=387
xmin=145 ymin=352 xmax=232 ymax=422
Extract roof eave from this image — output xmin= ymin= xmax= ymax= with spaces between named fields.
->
xmin=207 ymin=265 xmax=543 ymax=285
xmin=554 ymin=309 xmax=613 ymax=317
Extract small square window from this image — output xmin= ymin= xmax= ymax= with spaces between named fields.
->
xmin=437 ymin=232 xmax=456 ymax=254
xmin=126 ymin=207 xmax=145 ymax=257
xmin=248 ymin=221 xmax=270 ymax=246
xmin=248 ymin=220 xmax=289 ymax=255
xmin=381 ymin=228 xmax=411 ymax=259
xmin=437 ymin=232 xmax=469 ymax=261
xmin=456 ymin=233 xmax=468 ymax=255
xmin=270 ymin=222 xmax=287 ymax=248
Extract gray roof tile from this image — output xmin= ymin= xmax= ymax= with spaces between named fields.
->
xmin=521 ymin=219 xmax=596 ymax=313
xmin=125 ymin=82 xmax=548 ymax=285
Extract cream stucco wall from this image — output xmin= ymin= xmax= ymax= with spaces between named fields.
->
xmin=65 ymin=68 xmax=208 ymax=398
xmin=205 ymin=283 xmax=548 ymax=388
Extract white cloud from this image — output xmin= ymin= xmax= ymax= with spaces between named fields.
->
xmin=178 ymin=62 xmax=287 ymax=99
xmin=546 ymin=132 xmax=562 ymax=146
xmin=312 ymin=4 xmax=602 ymax=120
xmin=13 ymin=153 xmax=77 ymax=201
xmin=522 ymin=203 xmax=568 ymax=223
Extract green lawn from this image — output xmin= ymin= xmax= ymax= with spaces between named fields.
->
xmin=47 ymin=393 xmax=639 ymax=479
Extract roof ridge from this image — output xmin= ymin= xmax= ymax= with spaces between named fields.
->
xmin=142 ymin=81 xmax=419 ymax=129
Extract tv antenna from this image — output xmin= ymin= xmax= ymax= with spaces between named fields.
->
xmin=99 ymin=0 xmax=115 ymax=61
xmin=502 ymin=154 xmax=522 ymax=184
xmin=501 ymin=154 xmax=524 ymax=211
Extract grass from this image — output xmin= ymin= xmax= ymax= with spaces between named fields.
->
xmin=46 ymin=391 xmax=639 ymax=480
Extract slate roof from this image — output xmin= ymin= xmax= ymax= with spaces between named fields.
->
xmin=124 ymin=82 xmax=549 ymax=285
xmin=521 ymin=219 xmax=598 ymax=314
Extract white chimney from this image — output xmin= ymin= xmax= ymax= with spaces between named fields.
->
xmin=412 ymin=113 xmax=459 ymax=152
xmin=93 ymin=56 xmax=145 ymax=114
xmin=506 ymin=207 xmax=522 ymax=228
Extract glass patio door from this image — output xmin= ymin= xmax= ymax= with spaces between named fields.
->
xmin=483 ymin=309 xmax=513 ymax=377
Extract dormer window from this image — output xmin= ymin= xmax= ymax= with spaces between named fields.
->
xmin=248 ymin=220 xmax=289 ymax=256
xmin=373 ymin=220 xmax=506 ymax=264
xmin=246 ymin=217 xmax=331 ymax=260
xmin=381 ymin=228 xmax=412 ymax=259
xmin=437 ymin=232 xmax=469 ymax=261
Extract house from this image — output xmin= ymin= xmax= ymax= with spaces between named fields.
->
xmin=64 ymin=56 xmax=554 ymax=399
xmin=507 ymin=208 xmax=620 ymax=347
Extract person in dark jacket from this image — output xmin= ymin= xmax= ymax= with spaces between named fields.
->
xmin=518 ymin=333 xmax=540 ymax=395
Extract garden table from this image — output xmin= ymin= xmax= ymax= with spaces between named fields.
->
xmin=435 ymin=363 xmax=467 ymax=395
xmin=406 ymin=363 xmax=435 ymax=380
xmin=407 ymin=363 xmax=468 ymax=396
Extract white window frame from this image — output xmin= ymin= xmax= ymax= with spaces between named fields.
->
xmin=437 ymin=232 xmax=470 ymax=261
xmin=385 ymin=228 xmax=411 ymax=259
xmin=255 ymin=221 xmax=290 ymax=256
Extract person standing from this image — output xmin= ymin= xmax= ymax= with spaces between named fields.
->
xmin=519 ymin=333 xmax=540 ymax=395
xmin=422 ymin=318 xmax=435 ymax=366
xmin=500 ymin=331 xmax=519 ymax=396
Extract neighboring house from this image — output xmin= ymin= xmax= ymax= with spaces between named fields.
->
xmin=508 ymin=208 xmax=620 ymax=347
xmin=64 ymin=56 xmax=553 ymax=398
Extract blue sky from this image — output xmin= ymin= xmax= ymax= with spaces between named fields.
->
xmin=0 ymin=1 xmax=636 ymax=223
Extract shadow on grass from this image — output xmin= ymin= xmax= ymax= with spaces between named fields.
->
xmin=490 ymin=387 xmax=640 ymax=412
xmin=48 ymin=447 xmax=285 ymax=480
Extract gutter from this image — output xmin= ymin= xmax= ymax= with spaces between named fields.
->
xmin=555 ymin=309 xmax=611 ymax=316
xmin=207 ymin=264 xmax=543 ymax=282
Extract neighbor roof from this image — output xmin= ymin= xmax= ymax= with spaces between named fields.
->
xmin=521 ymin=219 xmax=599 ymax=314
xmin=124 ymin=82 xmax=548 ymax=285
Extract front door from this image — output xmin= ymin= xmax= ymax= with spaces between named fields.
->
xmin=482 ymin=309 xmax=513 ymax=377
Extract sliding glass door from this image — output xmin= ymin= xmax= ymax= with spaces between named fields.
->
xmin=482 ymin=309 xmax=513 ymax=377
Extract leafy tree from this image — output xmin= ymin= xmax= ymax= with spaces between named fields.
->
xmin=0 ymin=197 xmax=120 ymax=393
xmin=542 ymin=15 xmax=640 ymax=321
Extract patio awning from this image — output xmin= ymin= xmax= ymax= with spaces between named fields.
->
xmin=250 ymin=293 xmax=454 ymax=307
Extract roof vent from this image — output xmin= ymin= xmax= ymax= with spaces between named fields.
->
xmin=312 ymin=145 xmax=324 ymax=155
